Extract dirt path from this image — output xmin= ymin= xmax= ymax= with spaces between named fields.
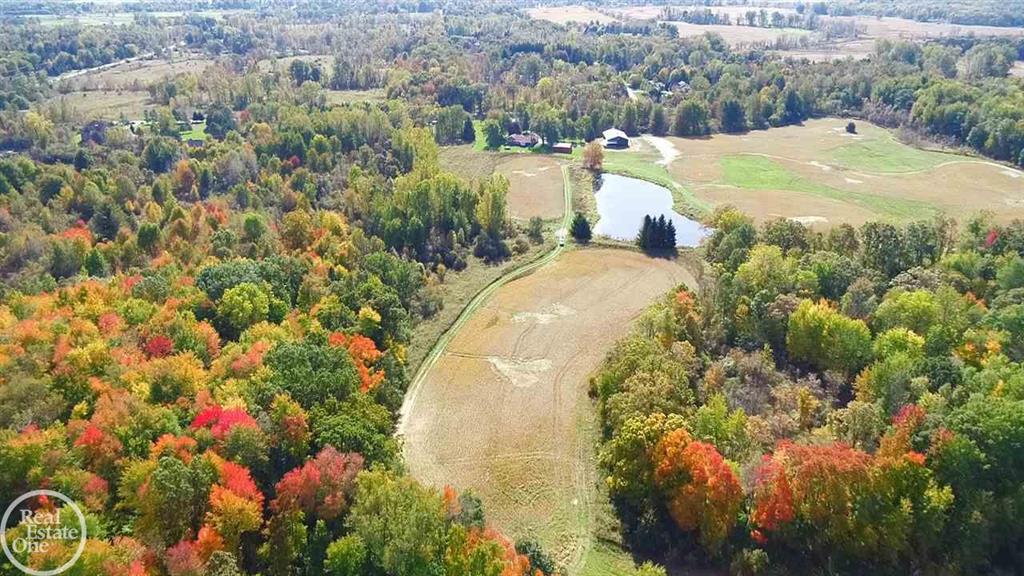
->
xmin=642 ymin=134 xmax=681 ymax=166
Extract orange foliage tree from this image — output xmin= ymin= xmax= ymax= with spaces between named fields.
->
xmin=653 ymin=428 xmax=743 ymax=553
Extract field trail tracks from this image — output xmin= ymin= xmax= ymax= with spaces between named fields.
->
xmin=400 ymin=164 xmax=698 ymax=573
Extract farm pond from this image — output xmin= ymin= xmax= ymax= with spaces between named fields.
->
xmin=593 ymin=174 xmax=709 ymax=247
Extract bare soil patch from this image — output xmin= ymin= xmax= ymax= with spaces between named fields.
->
xmin=402 ymin=249 xmax=695 ymax=568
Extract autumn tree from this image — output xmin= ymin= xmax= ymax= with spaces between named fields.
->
xmin=653 ymin=429 xmax=743 ymax=554
xmin=582 ymin=141 xmax=604 ymax=171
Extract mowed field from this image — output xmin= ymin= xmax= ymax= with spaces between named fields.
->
xmin=604 ymin=4 xmax=1024 ymax=55
xmin=666 ymin=118 xmax=1024 ymax=226
xmin=58 ymin=56 xmax=215 ymax=91
xmin=526 ymin=6 xmax=618 ymax=25
xmin=48 ymin=90 xmax=154 ymax=120
xmin=401 ymin=248 xmax=695 ymax=572
xmin=496 ymin=155 xmax=566 ymax=220
xmin=667 ymin=21 xmax=810 ymax=45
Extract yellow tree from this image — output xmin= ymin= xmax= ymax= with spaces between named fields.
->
xmin=582 ymin=141 xmax=604 ymax=171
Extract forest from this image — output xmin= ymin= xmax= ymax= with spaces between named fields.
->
xmin=594 ymin=211 xmax=1024 ymax=574
xmin=0 ymin=21 xmax=543 ymax=572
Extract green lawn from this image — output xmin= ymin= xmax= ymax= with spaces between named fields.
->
xmin=180 ymin=120 xmax=207 ymax=141
xmin=831 ymin=133 xmax=953 ymax=173
xmin=579 ymin=541 xmax=646 ymax=576
xmin=721 ymin=154 xmax=936 ymax=220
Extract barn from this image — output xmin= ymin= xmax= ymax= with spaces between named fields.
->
xmin=602 ymin=128 xmax=629 ymax=149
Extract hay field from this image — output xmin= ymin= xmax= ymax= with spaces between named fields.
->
xmin=47 ymin=90 xmax=154 ymax=120
xmin=496 ymin=156 xmax=566 ymax=220
xmin=666 ymin=118 xmax=1024 ymax=227
xmin=526 ymin=6 xmax=618 ymax=25
xmin=324 ymin=88 xmax=387 ymax=105
xmin=439 ymin=145 xmax=503 ymax=186
xmin=771 ymin=39 xmax=876 ymax=61
xmin=59 ymin=57 xmax=214 ymax=91
xmin=667 ymin=21 xmax=810 ymax=45
xmin=401 ymin=248 xmax=695 ymax=571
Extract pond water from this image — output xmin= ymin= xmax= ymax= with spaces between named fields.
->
xmin=593 ymin=174 xmax=710 ymax=247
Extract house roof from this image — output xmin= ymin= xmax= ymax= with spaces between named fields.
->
xmin=603 ymin=128 xmax=628 ymax=141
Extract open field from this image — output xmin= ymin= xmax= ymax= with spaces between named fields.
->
xmin=256 ymin=54 xmax=336 ymax=73
xmin=439 ymin=145 xmax=503 ymax=185
xmin=667 ymin=21 xmax=810 ymax=45
xmin=665 ymin=118 xmax=1024 ymax=226
xmin=47 ymin=90 xmax=154 ymax=120
xmin=608 ymin=4 xmax=1024 ymax=56
xmin=402 ymin=248 xmax=695 ymax=572
xmin=526 ymin=6 xmax=618 ymax=25
xmin=324 ymin=88 xmax=387 ymax=105
xmin=497 ymin=155 xmax=566 ymax=220
xmin=27 ymin=9 xmax=244 ymax=26
xmin=58 ymin=56 xmax=214 ymax=91
xmin=771 ymin=39 xmax=876 ymax=61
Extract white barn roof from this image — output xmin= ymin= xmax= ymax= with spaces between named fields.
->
xmin=603 ymin=128 xmax=628 ymax=141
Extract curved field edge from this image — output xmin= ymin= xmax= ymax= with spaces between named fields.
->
xmin=401 ymin=248 xmax=698 ymax=575
xmin=399 ymin=165 xmax=573 ymax=432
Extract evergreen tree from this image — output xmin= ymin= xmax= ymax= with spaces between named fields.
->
xmin=571 ymin=212 xmax=592 ymax=243
xmin=650 ymin=105 xmax=669 ymax=136
xmin=638 ymin=215 xmax=653 ymax=249
xmin=462 ymin=117 xmax=476 ymax=143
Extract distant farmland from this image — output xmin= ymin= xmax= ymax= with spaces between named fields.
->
xmin=666 ymin=118 xmax=1024 ymax=226
xmin=526 ymin=5 xmax=618 ymax=25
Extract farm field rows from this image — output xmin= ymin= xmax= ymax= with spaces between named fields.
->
xmin=664 ymin=118 xmax=1024 ymax=226
xmin=401 ymin=248 xmax=696 ymax=572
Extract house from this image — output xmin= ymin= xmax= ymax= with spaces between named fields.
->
xmin=552 ymin=142 xmax=573 ymax=154
xmin=506 ymin=131 xmax=540 ymax=148
xmin=602 ymin=128 xmax=629 ymax=148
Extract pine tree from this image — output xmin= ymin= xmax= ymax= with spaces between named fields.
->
xmin=571 ymin=212 xmax=592 ymax=243
xmin=666 ymin=219 xmax=677 ymax=248
xmin=656 ymin=215 xmax=668 ymax=249
xmin=638 ymin=215 xmax=653 ymax=249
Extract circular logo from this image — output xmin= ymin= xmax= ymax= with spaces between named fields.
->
xmin=1 ymin=490 xmax=87 ymax=576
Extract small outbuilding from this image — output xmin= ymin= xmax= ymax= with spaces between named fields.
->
xmin=552 ymin=142 xmax=573 ymax=154
xmin=602 ymin=128 xmax=629 ymax=148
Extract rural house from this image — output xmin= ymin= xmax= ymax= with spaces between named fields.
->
xmin=603 ymin=128 xmax=629 ymax=148
xmin=552 ymin=142 xmax=573 ymax=154
xmin=506 ymin=131 xmax=540 ymax=148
